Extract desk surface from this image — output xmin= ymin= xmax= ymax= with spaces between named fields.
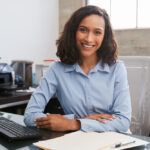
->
xmin=0 ymin=92 xmax=32 ymax=109
xmin=0 ymin=112 xmax=150 ymax=150
xmin=0 ymin=112 xmax=66 ymax=150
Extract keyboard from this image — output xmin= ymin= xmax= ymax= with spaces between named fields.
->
xmin=0 ymin=117 xmax=41 ymax=140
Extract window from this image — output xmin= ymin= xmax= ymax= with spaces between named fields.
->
xmin=87 ymin=0 xmax=150 ymax=29
xmin=138 ymin=0 xmax=150 ymax=28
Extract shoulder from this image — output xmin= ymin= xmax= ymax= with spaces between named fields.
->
xmin=47 ymin=61 xmax=64 ymax=72
xmin=108 ymin=60 xmax=127 ymax=76
xmin=50 ymin=61 xmax=63 ymax=69
xmin=115 ymin=60 xmax=126 ymax=69
xmin=113 ymin=60 xmax=128 ymax=80
xmin=48 ymin=61 xmax=74 ymax=73
xmin=111 ymin=60 xmax=126 ymax=71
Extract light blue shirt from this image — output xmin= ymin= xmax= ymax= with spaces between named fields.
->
xmin=24 ymin=60 xmax=131 ymax=132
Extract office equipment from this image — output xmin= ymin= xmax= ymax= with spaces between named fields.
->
xmin=0 ymin=73 xmax=17 ymax=90
xmin=0 ymin=63 xmax=13 ymax=73
xmin=0 ymin=116 xmax=41 ymax=140
xmin=11 ymin=60 xmax=33 ymax=88
xmin=33 ymin=131 xmax=149 ymax=150
xmin=0 ymin=63 xmax=17 ymax=95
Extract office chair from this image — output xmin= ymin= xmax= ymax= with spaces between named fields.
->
xmin=119 ymin=56 xmax=150 ymax=136
xmin=44 ymin=97 xmax=65 ymax=115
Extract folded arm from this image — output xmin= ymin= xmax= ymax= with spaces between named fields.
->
xmin=78 ymin=63 xmax=131 ymax=132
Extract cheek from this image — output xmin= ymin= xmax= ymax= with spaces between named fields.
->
xmin=97 ymin=37 xmax=104 ymax=46
xmin=76 ymin=31 xmax=84 ymax=41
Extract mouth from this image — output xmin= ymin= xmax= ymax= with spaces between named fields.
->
xmin=81 ymin=43 xmax=95 ymax=49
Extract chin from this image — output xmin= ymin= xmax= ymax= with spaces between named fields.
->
xmin=80 ymin=53 xmax=95 ymax=58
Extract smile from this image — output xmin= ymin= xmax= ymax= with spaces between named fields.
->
xmin=82 ymin=43 xmax=95 ymax=48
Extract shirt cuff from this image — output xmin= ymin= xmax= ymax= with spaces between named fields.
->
xmin=78 ymin=119 xmax=95 ymax=132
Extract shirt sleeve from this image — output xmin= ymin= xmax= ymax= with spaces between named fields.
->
xmin=63 ymin=114 xmax=76 ymax=119
xmin=79 ymin=62 xmax=132 ymax=132
xmin=24 ymin=64 xmax=58 ymax=126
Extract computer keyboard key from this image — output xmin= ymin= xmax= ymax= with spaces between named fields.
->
xmin=0 ymin=117 xmax=42 ymax=140
xmin=0 ymin=128 xmax=16 ymax=138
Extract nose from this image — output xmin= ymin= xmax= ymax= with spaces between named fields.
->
xmin=85 ymin=32 xmax=94 ymax=42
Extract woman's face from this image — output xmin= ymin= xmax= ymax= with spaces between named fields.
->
xmin=76 ymin=14 xmax=105 ymax=60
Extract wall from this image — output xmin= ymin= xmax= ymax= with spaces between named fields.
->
xmin=0 ymin=0 xmax=59 ymax=67
xmin=59 ymin=0 xmax=85 ymax=33
xmin=115 ymin=28 xmax=150 ymax=56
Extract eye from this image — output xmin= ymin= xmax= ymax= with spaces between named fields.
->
xmin=95 ymin=30 xmax=102 ymax=35
xmin=79 ymin=27 xmax=87 ymax=33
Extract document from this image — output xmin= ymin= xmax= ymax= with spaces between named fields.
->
xmin=33 ymin=131 xmax=149 ymax=150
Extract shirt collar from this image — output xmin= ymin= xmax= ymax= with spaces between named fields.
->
xmin=64 ymin=63 xmax=76 ymax=72
xmin=93 ymin=60 xmax=110 ymax=73
xmin=64 ymin=60 xmax=110 ymax=73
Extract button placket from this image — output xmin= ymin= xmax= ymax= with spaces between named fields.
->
xmin=85 ymin=75 xmax=93 ymax=114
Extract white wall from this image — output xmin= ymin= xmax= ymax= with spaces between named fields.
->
xmin=0 ymin=0 xmax=58 ymax=68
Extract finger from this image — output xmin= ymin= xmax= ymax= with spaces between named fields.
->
xmin=99 ymin=114 xmax=116 ymax=120
xmin=35 ymin=120 xmax=50 ymax=126
xmin=101 ymin=116 xmax=114 ymax=120
xmin=90 ymin=114 xmax=108 ymax=118
xmin=37 ymin=124 xmax=50 ymax=129
xmin=112 ymin=115 xmax=116 ymax=118
xmin=88 ymin=114 xmax=100 ymax=119
xmin=35 ymin=117 xmax=49 ymax=122
xmin=46 ymin=113 xmax=50 ymax=116
xmin=96 ymin=118 xmax=106 ymax=124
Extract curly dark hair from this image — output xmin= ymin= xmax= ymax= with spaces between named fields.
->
xmin=56 ymin=5 xmax=118 ymax=65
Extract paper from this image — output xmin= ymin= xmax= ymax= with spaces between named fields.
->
xmin=33 ymin=131 xmax=149 ymax=150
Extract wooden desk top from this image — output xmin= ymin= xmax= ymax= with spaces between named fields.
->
xmin=0 ymin=92 xmax=32 ymax=109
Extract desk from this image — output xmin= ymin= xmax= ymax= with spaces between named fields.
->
xmin=0 ymin=112 xmax=66 ymax=150
xmin=0 ymin=92 xmax=63 ymax=115
xmin=0 ymin=92 xmax=32 ymax=109
xmin=0 ymin=92 xmax=32 ymax=114
xmin=0 ymin=112 xmax=150 ymax=150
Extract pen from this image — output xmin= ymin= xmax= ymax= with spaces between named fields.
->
xmin=114 ymin=140 xmax=136 ymax=148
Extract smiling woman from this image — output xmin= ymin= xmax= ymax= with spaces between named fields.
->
xmin=24 ymin=5 xmax=131 ymax=133
xmin=76 ymin=14 xmax=105 ymax=74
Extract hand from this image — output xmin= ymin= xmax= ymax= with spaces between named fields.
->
xmin=83 ymin=114 xmax=116 ymax=123
xmin=34 ymin=114 xmax=80 ymax=131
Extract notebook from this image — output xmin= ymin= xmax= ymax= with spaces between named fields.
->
xmin=33 ymin=131 xmax=149 ymax=150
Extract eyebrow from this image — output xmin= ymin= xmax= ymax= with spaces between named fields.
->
xmin=79 ymin=25 xmax=104 ymax=31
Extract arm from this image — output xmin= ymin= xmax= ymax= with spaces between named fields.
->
xmin=35 ymin=114 xmax=81 ymax=131
xmin=34 ymin=113 xmax=115 ymax=131
xmin=78 ymin=62 xmax=131 ymax=132
xmin=24 ymin=64 xmax=58 ymax=126
xmin=24 ymin=63 xmax=77 ymax=127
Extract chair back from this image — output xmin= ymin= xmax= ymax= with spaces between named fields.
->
xmin=119 ymin=56 xmax=150 ymax=136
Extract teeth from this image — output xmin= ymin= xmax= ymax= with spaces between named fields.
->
xmin=83 ymin=44 xmax=93 ymax=48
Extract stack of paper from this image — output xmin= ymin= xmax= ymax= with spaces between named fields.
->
xmin=33 ymin=131 xmax=149 ymax=150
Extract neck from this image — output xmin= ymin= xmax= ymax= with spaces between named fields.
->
xmin=78 ymin=56 xmax=99 ymax=75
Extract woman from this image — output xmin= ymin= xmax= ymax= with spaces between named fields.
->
xmin=24 ymin=5 xmax=131 ymax=132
